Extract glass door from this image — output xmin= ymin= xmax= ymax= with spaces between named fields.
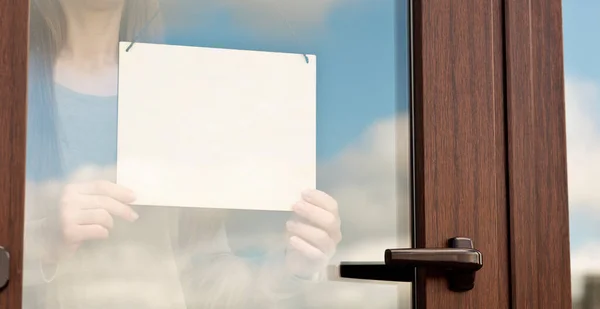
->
xmin=6 ymin=0 xmax=566 ymax=308
xmin=19 ymin=0 xmax=413 ymax=308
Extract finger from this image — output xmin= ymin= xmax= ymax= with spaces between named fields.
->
xmin=75 ymin=181 xmax=136 ymax=203
xmin=289 ymin=236 xmax=327 ymax=261
xmin=293 ymin=201 xmax=340 ymax=235
xmin=63 ymin=224 xmax=109 ymax=243
xmin=76 ymin=209 xmax=114 ymax=229
xmin=301 ymin=189 xmax=338 ymax=215
xmin=80 ymin=195 xmax=139 ymax=222
xmin=287 ymin=221 xmax=335 ymax=255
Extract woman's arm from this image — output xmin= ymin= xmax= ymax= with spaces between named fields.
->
xmin=253 ymin=189 xmax=342 ymax=305
xmin=171 ymin=208 xmax=311 ymax=308
xmin=254 ymin=246 xmax=323 ymax=305
xmin=171 ymin=208 xmax=262 ymax=309
xmin=172 ymin=190 xmax=340 ymax=308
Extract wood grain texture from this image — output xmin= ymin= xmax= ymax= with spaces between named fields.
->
xmin=0 ymin=0 xmax=29 ymax=308
xmin=412 ymin=0 xmax=510 ymax=308
xmin=504 ymin=0 xmax=572 ymax=308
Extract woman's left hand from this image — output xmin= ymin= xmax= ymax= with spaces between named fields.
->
xmin=285 ymin=189 xmax=342 ymax=279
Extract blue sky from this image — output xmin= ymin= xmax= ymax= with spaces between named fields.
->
xmin=554 ymin=0 xmax=600 ymax=298
xmin=563 ymin=1 xmax=600 ymax=81
xmin=562 ymin=1 xmax=600 ymax=250
xmin=162 ymin=0 xmax=408 ymax=160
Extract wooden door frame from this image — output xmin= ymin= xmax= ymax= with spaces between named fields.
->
xmin=411 ymin=0 xmax=571 ymax=308
xmin=504 ymin=0 xmax=572 ymax=308
xmin=0 ymin=0 xmax=30 ymax=308
xmin=411 ymin=0 xmax=510 ymax=308
xmin=0 ymin=0 xmax=573 ymax=308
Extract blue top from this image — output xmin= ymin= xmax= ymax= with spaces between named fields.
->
xmin=53 ymin=83 xmax=119 ymax=178
xmin=25 ymin=83 xmax=119 ymax=183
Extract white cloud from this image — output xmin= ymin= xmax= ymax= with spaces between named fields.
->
xmin=319 ymin=113 xmax=411 ymax=249
xmin=565 ymin=76 xmax=600 ymax=301
xmin=566 ymin=77 xmax=600 ymax=212
xmin=301 ymin=113 xmax=412 ymax=308
xmin=223 ymin=113 xmax=412 ymax=308
xmin=571 ymin=243 xmax=600 ymax=300
xmin=223 ymin=0 xmax=342 ymax=30
xmin=169 ymin=0 xmax=360 ymax=36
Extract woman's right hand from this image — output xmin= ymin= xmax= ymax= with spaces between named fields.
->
xmin=58 ymin=180 xmax=138 ymax=258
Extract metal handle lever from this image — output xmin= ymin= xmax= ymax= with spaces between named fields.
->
xmin=339 ymin=237 xmax=483 ymax=292
xmin=0 ymin=246 xmax=9 ymax=290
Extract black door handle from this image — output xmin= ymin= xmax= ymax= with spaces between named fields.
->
xmin=0 ymin=247 xmax=8 ymax=290
xmin=339 ymin=237 xmax=483 ymax=292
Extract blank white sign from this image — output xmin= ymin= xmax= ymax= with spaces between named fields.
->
xmin=116 ymin=42 xmax=316 ymax=211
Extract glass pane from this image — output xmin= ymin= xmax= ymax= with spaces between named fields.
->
xmin=22 ymin=1 xmax=412 ymax=309
xmin=563 ymin=2 xmax=600 ymax=308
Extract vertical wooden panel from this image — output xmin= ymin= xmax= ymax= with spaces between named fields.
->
xmin=412 ymin=0 xmax=510 ymax=308
xmin=504 ymin=0 xmax=572 ymax=308
xmin=0 ymin=0 xmax=29 ymax=308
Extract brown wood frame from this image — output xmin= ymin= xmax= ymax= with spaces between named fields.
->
xmin=0 ymin=0 xmax=30 ymax=309
xmin=0 ymin=0 xmax=573 ymax=308
xmin=504 ymin=0 xmax=572 ymax=308
xmin=411 ymin=0 xmax=510 ymax=308
xmin=410 ymin=0 xmax=571 ymax=308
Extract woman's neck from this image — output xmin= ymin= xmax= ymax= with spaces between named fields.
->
xmin=60 ymin=3 xmax=124 ymax=69
xmin=55 ymin=3 xmax=125 ymax=96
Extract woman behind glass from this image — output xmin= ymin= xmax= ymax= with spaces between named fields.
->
xmin=23 ymin=0 xmax=342 ymax=308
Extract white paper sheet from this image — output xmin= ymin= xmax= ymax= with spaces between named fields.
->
xmin=116 ymin=42 xmax=316 ymax=211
